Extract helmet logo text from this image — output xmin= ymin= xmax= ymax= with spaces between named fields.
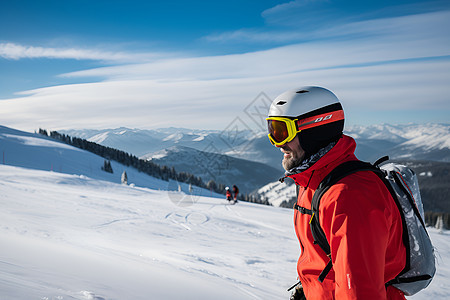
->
xmin=315 ymin=114 xmax=333 ymax=123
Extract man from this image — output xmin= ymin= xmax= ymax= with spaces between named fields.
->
xmin=266 ymin=86 xmax=406 ymax=300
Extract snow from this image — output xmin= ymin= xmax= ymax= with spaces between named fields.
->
xmin=0 ymin=165 xmax=298 ymax=299
xmin=163 ymin=133 xmax=183 ymax=142
xmin=257 ymin=180 xmax=296 ymax=207
xmin=419 ymin=171 xmax=433 ymax=177
xmin=345 ymin=123 xmax=450 ymax=152
xmin=0 ymin=125 xmax=448 ymax=299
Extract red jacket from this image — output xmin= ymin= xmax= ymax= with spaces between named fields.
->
xmin=289 ymin=135 xmax=406 ymax=300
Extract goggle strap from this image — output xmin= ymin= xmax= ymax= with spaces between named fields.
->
xmin=296 ymin=110 xmax=344 ymax=131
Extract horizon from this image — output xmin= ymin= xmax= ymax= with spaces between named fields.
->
xmin=4 ymin=121 xmax=450 ymax=137
xmin=1 ymin=0 xmax=449 ymax=132
xmin=4 ymin=121 xmax=448 ymax=135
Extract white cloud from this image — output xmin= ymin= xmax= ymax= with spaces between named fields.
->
xmin=261 ymin=0 xmax=327 ymax=24
xmin=0 ymin=57 xmax=448 ymax=132
xmin=0 ymin=9 xmax=449 ymax=132
xmin=205 ymin=9 xmax=450 ymax=45
xmin=0 ymin=42 xmax=160 ymax=63
xmin=62 ymin=15 xmax=450 ymax=83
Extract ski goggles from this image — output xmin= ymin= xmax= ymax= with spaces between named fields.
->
xmin=267 ymin=110 xmax=344 ymax=146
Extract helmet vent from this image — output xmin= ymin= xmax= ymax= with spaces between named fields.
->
xmin=296 ymin=90 xmax=309 ymax=94
xmin=276 ymin=100 xmax=287 ymax=105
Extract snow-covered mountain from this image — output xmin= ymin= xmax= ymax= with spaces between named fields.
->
xmin=346 ymin=123 xmax=450 ymax=162
xmin=147 ymin=145 xmax=281 ymax=195
xmin=62 ymin=127 xmax=255 ymax=158
xmin=59 ymin=124 xmax=450 ymax=196
xmin=62 ymin=123 xmax=450 ymax=169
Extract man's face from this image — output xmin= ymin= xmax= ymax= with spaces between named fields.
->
xmin=279 ymin=136 xmax=305 ymax=171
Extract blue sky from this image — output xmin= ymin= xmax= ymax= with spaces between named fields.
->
xmin=0 ymin=0 xmax=449 ymax=132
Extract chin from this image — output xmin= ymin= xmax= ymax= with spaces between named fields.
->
xmin=282 ymin=157 xmax=294 ymax=171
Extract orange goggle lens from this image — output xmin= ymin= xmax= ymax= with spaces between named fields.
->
xmin=268 ymin=119 xmax=290 ymax=143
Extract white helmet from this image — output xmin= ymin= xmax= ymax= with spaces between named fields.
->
xmin=268 ymin=86 xmax=341 ymax=118
xmin=267 ymin=86 xmax=345 ymax=158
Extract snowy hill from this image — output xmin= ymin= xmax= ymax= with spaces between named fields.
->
xmin=0 ymin=125 xmax=222 ymax=199
xmin=0 ymin=166 xmax=448 ymax=299
xmin=0 ymin=165 xmax=299 ymax=299
xmin=147 ymin=145 xmax=281 ymax=194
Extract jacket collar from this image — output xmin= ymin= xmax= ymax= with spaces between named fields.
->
xmin=287 ymin=135 xmax=357 ymax=187
xmin=284 ymin=141 xmax=337 ymax=177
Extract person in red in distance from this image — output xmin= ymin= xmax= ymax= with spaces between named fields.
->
xmin=232 ymin=185 xmax=239 ymax=201
xmin=266 ymin=86 xmax=406 ymax=300
xmin=225 ymin=187 xmax=232 ymax=202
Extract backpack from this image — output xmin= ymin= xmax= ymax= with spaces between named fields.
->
xmin=294 ymin=156 xmax=436 ymax=296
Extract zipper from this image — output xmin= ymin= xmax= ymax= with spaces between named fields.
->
xmin=294 ymin=171 xmax=315 ymax=262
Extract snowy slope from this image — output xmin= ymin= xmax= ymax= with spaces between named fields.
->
xmin=0 ymin=125 xmax=212 ymax=197
xmin=0 ymin=125 xmax=298 ymax=299
xmin=257 ymin=180 xmax=297 ymax=208
xmin=0 ymin=165 xmax=300 ymax=299
xmin=1 ymin=165 xmax=449 ymax=299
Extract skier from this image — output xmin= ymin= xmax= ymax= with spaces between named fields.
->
xmin=266 ymin=86 xmax=406 ymax=299
xmin=232 ymin=184 xmax=239 ymax=202
xmin=225 ymin=187 xmax=232 ymax=202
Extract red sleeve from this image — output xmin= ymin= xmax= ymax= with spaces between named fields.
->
xmin=319 ymin=172 xmax=395 ymax=300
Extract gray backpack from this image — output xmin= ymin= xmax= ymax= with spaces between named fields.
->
xmin=295 ymin=156 xmax=436 ymax=295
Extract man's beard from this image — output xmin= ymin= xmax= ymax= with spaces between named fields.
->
xmin=282 ymin=145 xmax=304 ymax=171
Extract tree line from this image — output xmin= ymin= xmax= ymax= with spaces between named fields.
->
xmin=39 ymin=129 xmax=270 ymax=205
xmin=424 ymin=212 xmax=450 ymax=230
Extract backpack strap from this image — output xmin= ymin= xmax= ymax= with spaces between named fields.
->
xmin=309 ymin=160 xmax=382 ymax=282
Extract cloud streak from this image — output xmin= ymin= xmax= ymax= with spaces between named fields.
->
xmin=62 ymin=10 xmax=450 ymax=83
xmin=1 ymin=57 xmax=448 ymax=131
xmin=205 ymin=8 xmax=450 ymax=45
xmin=0 ymin=42 xmax=160 ymax=63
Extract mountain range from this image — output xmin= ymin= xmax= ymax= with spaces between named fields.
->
xmin=61 ymin=123 xmax=449 ymax=210
xmin=63 ymin=123 xmax=450 ymax=167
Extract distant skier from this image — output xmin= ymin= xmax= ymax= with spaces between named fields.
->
xmin=232 ymin=185 xmax=239 ymax=202
xmin=225 ymin=187 xmax=232 ymax=202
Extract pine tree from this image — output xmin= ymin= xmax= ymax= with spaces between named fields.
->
xmin=121 ymin=171 xmax=128 ymax=185
xmin=101 ymin=160 xmax=113 ymax=173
